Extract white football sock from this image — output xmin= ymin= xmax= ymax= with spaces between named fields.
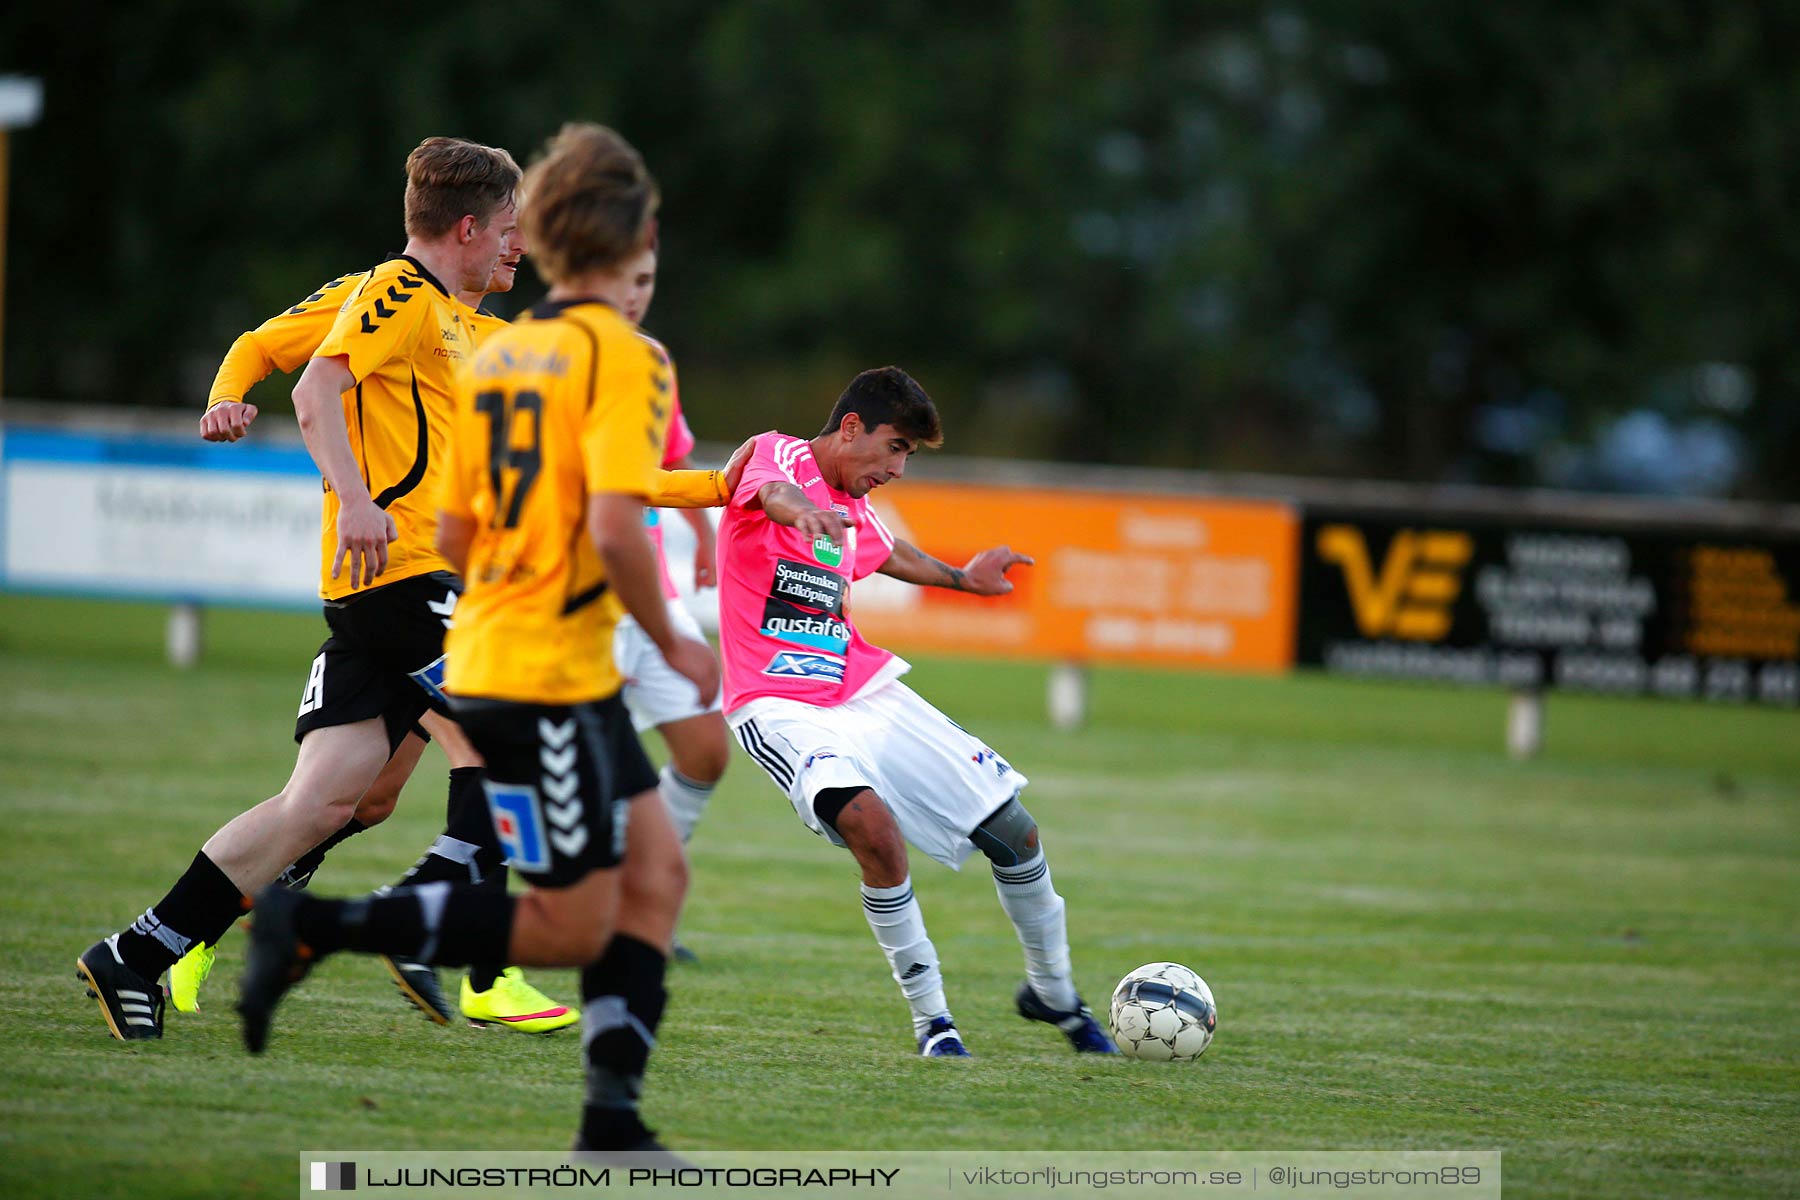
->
xmin=993 ymin=851 xmax=1078 ymax=1012
xmin=860 ymin=877 xmax=948 ymax=1039
xmin=658 ymin=765 xmax=715 ymax=844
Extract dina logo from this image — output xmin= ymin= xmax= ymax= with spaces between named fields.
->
xmin=812 ymin=534 xmax=843 ymax=567
xmin=1316 ymin=525 xmax=1473 ymax=641
xmin=310 ymin=1161 xmax=356 ymax=1191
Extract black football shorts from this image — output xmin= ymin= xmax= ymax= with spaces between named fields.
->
xmin=293 ymin=571 xmax=461 ymax=753
xmin=451 ymin=693 xmax=659 ymax=887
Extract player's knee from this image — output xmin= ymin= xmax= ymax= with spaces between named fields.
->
xmin=672 ymin=737 xmax=731 ymax=785
xmin=623 ymin=842 xmax=689 ymax=914
xmin=284 ymin=788 xmax=362 ymax=844
xmin=971 ymin=796 xmax=1040 ymax=867
xmin=824 ymin=792 xmax=908 ymax=880
xmin=353 ymin=783 xmax=401 ymax=826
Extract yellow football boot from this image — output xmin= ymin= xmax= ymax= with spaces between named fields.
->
xmin=461 ymin=968 xmax=577 ymax=1034
xmin=168 ymin=941 xmax=215 ymax=1013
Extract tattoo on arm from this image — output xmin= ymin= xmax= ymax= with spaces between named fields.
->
xmin=935 ymin=560 xmax=969 ymax=591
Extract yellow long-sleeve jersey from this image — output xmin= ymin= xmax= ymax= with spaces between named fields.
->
xmin=441 ymin=297 xmax=719 ymax=704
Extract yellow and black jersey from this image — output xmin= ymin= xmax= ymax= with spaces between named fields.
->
xmin=206 ymin=272 xmax=515 ymax=412
xmin=467 ymin=308 xmax=511 ymax=343
xmin=312 ymin=255 xmax=490 ymax=601
xmin=441 ymin=297 xmax=723 ymax=705
xmin=204 ymin=272 xmax=369 ymax=409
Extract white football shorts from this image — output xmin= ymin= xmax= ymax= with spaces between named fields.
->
xmin=727 ymin=680 xmax=1027 ymax=869
xmin=613 ymin=600 xmax=724 ymax=732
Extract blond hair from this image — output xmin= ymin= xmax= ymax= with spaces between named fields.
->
xmin=520 ymin=123 xmax=659 ymax=284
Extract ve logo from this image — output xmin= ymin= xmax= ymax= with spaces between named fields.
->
xmin=1316 ymin=525 xmax=1473 ymax=641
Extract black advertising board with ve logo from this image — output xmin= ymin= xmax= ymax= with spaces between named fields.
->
xmin=1298 ymin=511 xmax=1800 ymax=706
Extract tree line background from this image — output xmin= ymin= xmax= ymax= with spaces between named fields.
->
xmin=4 ymin=1 xmax=1797 ymax=499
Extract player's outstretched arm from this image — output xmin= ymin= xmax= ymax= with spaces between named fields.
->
xmin=756 ymin=482 xmax=851 ymax=542
xmin=878 ymin=539 xmax=1034 ymax=596
xmin=647 ymin=469 xmax=730 ymax=509
xmin=643 ymin=433 xmax=761 ymax=509
xmin=201 ymin=286 xmax=351 ymax=442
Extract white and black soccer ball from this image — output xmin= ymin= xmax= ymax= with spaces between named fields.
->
xmin=1108 ymin=962 xmax=1216 ymax=1061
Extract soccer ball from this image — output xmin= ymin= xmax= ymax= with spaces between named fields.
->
xmin=1108 ymin=962 xmax=1216 ymax=1061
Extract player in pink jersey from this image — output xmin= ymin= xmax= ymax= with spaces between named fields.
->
xmin=717 ymin=367 xmax=1117 ymax=1057
xmin=610 ymin=243 xmax=731 ymax=961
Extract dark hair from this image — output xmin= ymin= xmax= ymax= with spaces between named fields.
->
xmin=821 ymin=367 xmax=943 ymax=448
xmin=403 ymin=137 xmax=521 ymax=238
xmin=521 ymin=123 xmax=660 ymax=284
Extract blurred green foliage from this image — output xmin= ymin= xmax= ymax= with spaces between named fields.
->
xmin=3 ymin=2 xmax=1796 ymax=495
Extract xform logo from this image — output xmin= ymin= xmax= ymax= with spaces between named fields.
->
xmin=1317 ymin=525 xmax=1473 ymax=641
xmin=763 ymin=651 xmax=846 ymax=682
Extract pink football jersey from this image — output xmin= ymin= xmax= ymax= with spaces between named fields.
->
xmin=716 ymin=433 xmax=899 ymax=711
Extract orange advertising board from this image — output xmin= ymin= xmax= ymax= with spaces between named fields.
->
xmin=854 ymin=483 xmax=1298 ymax=671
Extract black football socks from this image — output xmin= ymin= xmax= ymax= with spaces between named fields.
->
xmin=578 ymin=934 xmax=670 ymax=1150
xmin=386 ymin=767 xmax=510 ymax=989
xmin=292 ymin=880 xmax=514 ymax=966
xmin=277 ymin=818 xmax=370 ymax=890
xmin=117 ymin=851 xmax=246 ymax=980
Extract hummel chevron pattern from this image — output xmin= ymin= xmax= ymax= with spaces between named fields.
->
xmin=358 ymin=274 xmax=424 ymax=334
xmin=427 ymin=591 xmax=457 ymax=628
xmin=539 ymin=718 xmax=586 ymax=858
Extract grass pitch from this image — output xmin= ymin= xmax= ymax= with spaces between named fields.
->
xmin=0 ymin=594 xmax=1795 ymax=1198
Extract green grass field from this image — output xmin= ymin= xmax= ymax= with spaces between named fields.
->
xmin=1 ymin=594 xmax=1795 ymax=1198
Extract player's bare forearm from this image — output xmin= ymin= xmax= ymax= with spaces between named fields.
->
xmin=678 ymin=476 xmax=719 ymax=589
xmin=436 ymin=510 xmax=476 ymax=576
xmin=878 ymin=539 xmax=970 ymax=590
xmin=589 ymin=492 xmax=678 ymax=647
xmin=297 ymin=354 xmax=393 ymax=587
xmin=879 ymin=539 xmax=1035 ymax=596
xmin=591 ymin=494 xmax=716 ymax=704
xmin=292 ymin=356 xmax=372 ymax=503
xmin=678 ymin=504 xmax=714 ymax=538
xmin=756 ymin=482 xmax=850 ymax=541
